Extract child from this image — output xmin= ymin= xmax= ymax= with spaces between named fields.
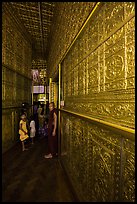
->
xmin=38 ymin=119 xmax=48 ymax=138
xmin=43 ymin=120 xmax=48 ymax=137
xmin=30 ymin=115 xmax=36 ymax=144
xmin=19 ymin=114 xmax=29 ymax=151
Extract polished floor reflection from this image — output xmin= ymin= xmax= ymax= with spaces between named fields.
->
xmin=2 ymin=136 xmax=77 ymax=202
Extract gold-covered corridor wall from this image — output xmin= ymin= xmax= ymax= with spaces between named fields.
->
xmin=60 ymin=111 xmax=134 ymax=202
xmin=47 ymin=2 xmax=96 ymax=78
xmin=58 ymin=2 xmax=135 ymax=202
xmin=2 ymin=3 xmax=32 ymax=153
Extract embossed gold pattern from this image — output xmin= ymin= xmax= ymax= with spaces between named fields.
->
xmin=2 ymin=4 xmax=32 ymax=152
xmin=47 ymin=2 xmax=96 ymax=78
xmin=2 ymin=2 xmax=135 ymax=201
xmin=60 ymin=111 xmax=135 ymax=202
xmin=58 ymin=2 xmax=135 ymax=202
xmin=61 ymin=2 xmax=135 ymax=129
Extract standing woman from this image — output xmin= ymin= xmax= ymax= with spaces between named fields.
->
xmin=19 ymin=114 xmax=29 ymax=151
xmin=37 ymin=103 xmax=42 ymax=127
xmin=44 ymin=102 xmax=57 ymax=159
xmin=33 ymin=102 xmax=39 ymax=136
xmin=38 ymin=104 xmax=44 ymax=129
xmin=30 ymin=115 xmax=36 ymax=144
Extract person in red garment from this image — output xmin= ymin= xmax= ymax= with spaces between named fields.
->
xmin=44 ymin=102 xmax=58 ymax=159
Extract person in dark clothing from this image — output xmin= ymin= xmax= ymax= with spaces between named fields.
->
xmin=44 ymin=102 xmax=57 ymax=159
xmin=45 ymin=101 xmax=49 ymax=123
xmin=41 ymin=104 xmax=45 ymax=115
xmin=33 ymin=102 xmax=39 ymax=136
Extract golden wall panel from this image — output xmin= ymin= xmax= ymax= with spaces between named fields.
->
xmin=104 ymin=2 xmax=124 ymax=36
xmin=73 ymin=66 xmax=78 ymax=96
xmin=2 ymin=66 xmax=32 ymax=108
xmin=124 ymin=2 xmax=135 ymax=18
xmin=47 ymin=2 xmax=96 ymax=78
xmin=60 ymin=112 xmax=135 ymax=202
xmin=122 ymin=139 xmax=135 ymax=201
xmin=65 ymin=97 xmax=134 ymax=128
xmin=2 ymin=111 xmax=13 ymax=153
xmin=61 ymin=2 xmax=135 ymax=129
xmin=2 ymin=4 xmax=32 ymax=152
xmin=59 ymin=2 xmax=135 ymax=202
xmin=2 ymin=5 xmax=32 ymax=77
xmin=2 ymin=112 xmax=12 ymax=142
xmin=49 ymin=82 xmax=58 ymax=107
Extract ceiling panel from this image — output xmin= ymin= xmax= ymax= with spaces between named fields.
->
xmin=10 ymin=2 xmax=56 ymax=59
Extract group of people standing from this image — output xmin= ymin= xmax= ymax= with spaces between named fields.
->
xmin=19 ymin=102 xmax=58 ymax=159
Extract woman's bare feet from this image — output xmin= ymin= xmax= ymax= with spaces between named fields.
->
xmin=22 ymin=148 xmax=28 ymax=151
xmin=44 ymin=153 xmax=52 ymax=159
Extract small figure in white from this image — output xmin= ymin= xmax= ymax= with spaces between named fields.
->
xmin=30 ymin=115 xmax=36 ymax=144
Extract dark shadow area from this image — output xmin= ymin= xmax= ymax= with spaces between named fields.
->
xmin=2 ymin=136 xmax=76 ymax=202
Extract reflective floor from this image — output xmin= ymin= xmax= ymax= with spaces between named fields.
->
xmin=2 ymin=136 xmax=77 ymax=202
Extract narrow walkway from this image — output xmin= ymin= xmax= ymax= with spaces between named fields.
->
xmin=2 ymin=136 xmax=76 ymax=202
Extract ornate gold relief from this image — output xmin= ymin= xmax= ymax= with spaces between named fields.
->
xmin=61 ymin=2 xmax=135 ymax=129
xmin=105 ymin=2 xmax=124 ymax=35
xmin=2 ymin=7 xmax=32 ymax=78
xmin=2 ymin=6 xmax=32 ymax=108
xmin=60 ymin=112 xmax=135 ymax=201
xmin=126 ymin=22 xmax=135 ymax=89
xmin=60 ymin=4 xmax=135 ymax=201
xmin=47 ymin=2 xmax=96 ymax=77
xmin=124 ymin=2 xmax=135 ymax=18
xmin=122 ymin=139 xmax=135 ymax=201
